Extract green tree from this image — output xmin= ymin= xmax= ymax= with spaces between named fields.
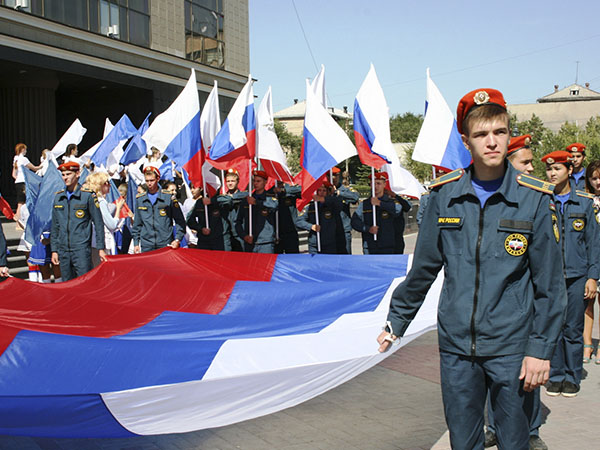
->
xmin=390 ymin=112 xmax=423 ymax=142
xmin=274 ymin=120 xmax=302 ymax=175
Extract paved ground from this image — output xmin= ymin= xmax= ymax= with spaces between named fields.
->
xmin=2 ymin=232 xmax=599 ymax=449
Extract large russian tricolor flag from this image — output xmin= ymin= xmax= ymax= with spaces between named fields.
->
xmin=142 ymin=69 xmax=202 ymax=175
xmin=297 ymin=79 xmax=357 ymax=209
xmin=412 ymin=69 xmax=471 ymax=170
xmin=257 ymin=86 xmax=294 ymax=184
xmin=0 ymin=250 xmax=442 ymax=438
xmin=208 ymin=75 xmax=256 ymax=170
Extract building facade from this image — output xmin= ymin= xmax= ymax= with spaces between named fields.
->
xmin=0 ymin=0 xmax=249 ymax=203
xmin=509 ymin=83 xmax=600 ymax=132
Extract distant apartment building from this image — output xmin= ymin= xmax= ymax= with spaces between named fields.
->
xmin=0 ymin=0 xmax=249 ymax=202
xmin=509 ymin=83 xmax=600 ymax=132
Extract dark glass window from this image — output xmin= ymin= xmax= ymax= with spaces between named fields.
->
xmin=128 ymin=0 xmax=148 ymax=14
xmin=185 ymin=0 xmax=225 ymax=67
xmin=129 ymin=9 xmax=149 ymax=47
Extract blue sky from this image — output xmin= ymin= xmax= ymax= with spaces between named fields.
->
xmin=249 ymin=0 xmax=600 ymax=116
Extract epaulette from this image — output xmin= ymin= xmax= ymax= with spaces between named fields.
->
xmin=136 ymin=193 xmax=145 ymax=198
xmin=161 ymin=189 xmax=171 ymax=194
xmin=81 ymin=187 xmax=92 ymax=193
xmin=55 ymin=189 xmax=65 ymax=194
xmin=421 ymin=190 xmax=430 ymax=196
xmin=516 ymin=174 xmax=554 ymax=194
xmin=429 ymin=169 xmax=464 ymax=189
xmin=576 ymin=190 xmax=594 ymax=199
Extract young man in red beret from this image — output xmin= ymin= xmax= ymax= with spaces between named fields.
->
xmin=541 ymin=150 xmax=599 ymax=399
xmin=235 ymin=170 xmax=278 ymax=253
xmin=566 ymin=143 xmax=587 ymax=189
xmin=377 ymin=89 xmax=566 ymax=449
xmin=51 ymin=161 xmax=106 ymax=280
xmin=132 ymin=166 xmax=186 ymax=253
xmin=507 ymin=134 xmax=535 ymax=175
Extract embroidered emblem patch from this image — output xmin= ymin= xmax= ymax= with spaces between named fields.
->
xmin=212 ymin=210 xmax=220 ymax=217
xmin=505 ymin=233 xmax=528 ymax=256
xmin=572 ymin=218 xmax=585 ymax=231
xmin=261 ymin=208 xmax=269 ymax=217
xmin=473 ymin=90 xmax=490 ymax=105
xmin=159 ymin=208 xmax=167 ymax=216
xmin=285 ymin=198 xmax=292 ymax=206
xmin=381 ymin=210 xmax=390 ymax=219
xmin=438 ymin=217 xmax=461 ymax=224
xmin=324 ymin=211 xmax=332 ymax=219
xmin=552 ymin=214 xmax=560 ymax=243
xmin=75 ymin=209 xmax=85 ymax=218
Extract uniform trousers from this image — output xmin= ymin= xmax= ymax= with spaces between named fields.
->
xmin=549 ymin=275 xmax=588 ymax=385
xmin=58 ymin=247 xmax=92 ymax=281
xmin=276 ymin=232 xmax=299 ymax=254
xmin=487 ymin=385 xmax=541 ymax=436
xmin=440 ymin=351 xmax=529 ymax=450
xmin=243 ymin=242 xmax=274 ymax=253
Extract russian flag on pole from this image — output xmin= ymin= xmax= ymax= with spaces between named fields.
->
xmin=353 ymin=64 xmax=392 ymax=170
xmin=142 ymin=69 xmax=202 ymax=174
xmin=208 ymin=75 xmax=256 ymax=169
xmin=91 ymin=114 xmax=138 ymax=167
xmin=120 ymin=113 xmax=151 ymax=166
xmin=257 ymin=87 xmax=294 ymax=184
xmin=297 ymin=79 xmax=357 ymax=209
xmin=412 ymin=69 xmax=471 ymax=170
xmin=50 ymin=119 xmax=87 ymax=159
xmin=197 ymin=80 xmax=223 ymax=194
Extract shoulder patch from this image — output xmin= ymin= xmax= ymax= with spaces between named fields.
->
xmin=81 ymin=187 xmax=92 ymax=193
xmin=55 ymin=189 xmax=65 ymax=194
xmin=576 ymin=190 xmax=594 ymax=199
xmin=516 ymin=174 xmax=554 ymax=194
xmin=136 ymin=193 xmax=145 ymax=198
xmin=161 ymin=189 xmax=171 ymax=194
xmin=429 ymin=169 xmax=464 ymax=189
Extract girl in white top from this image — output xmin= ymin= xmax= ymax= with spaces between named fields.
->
xmin=12 ymin=143 xmax=41 ymax=224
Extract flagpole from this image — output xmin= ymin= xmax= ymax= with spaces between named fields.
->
xmin=314 ymin=199 xmax=321 ymax=252
xmin=371 ymin=167 xmax=377 ymax=241
xmin=275 ymin=210 xmax=280 ymax=241
xmin=329 ymin=168 xmax=333 ymax=184
xmin=432 ymin=166 xmax=436 ymax=180
xmin=202 ymin=177 xmax=210 ymax=232
xmin=221 ymin=170 xmax=226 ymax=194
xmin=248 ymin=159 xmax=253 ymax=238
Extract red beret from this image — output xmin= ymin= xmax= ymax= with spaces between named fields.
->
xmin=253 ymin=170 xmax=268 ymax=180
xmin=456 ymin=88 xmax=507 ymax=135
xmin=331 ymin=167 xmax=341 ymax=174
xmin=143 ymin=166 xmax=161 ymax=178
xmin=226 ymin=168 xmax=239 ymax=176
xmin=541 ymin=151 xmax=572 ymax=165
xmin=58 ymin=161 xmax=80 ymax=172
xmin=566 ymin=143 xmax=586 ymax=154
xmin=374 ymin=172 xmax=389 ymax=181
xmin=508 ymin=135 xmax=532 ymax=155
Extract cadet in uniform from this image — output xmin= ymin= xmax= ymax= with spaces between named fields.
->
xmin=542 ymin=150 xmax=599 ymax=398
xmin=51 ymin=161 xmax=106 ymax=281
xmin=235 ymin=170 xmax=278 ymax=253
xmin=132 ymin=166 xmax=186 ymax=253
xmin=224 ymin=168 xmax=244 ymax=252
xmin=377 ymin=88 xmax=566 ymax=450
xmin=566 ymin=143 xmax=587 ymax=189
xmin=186 ymin=188 xmax=233 ymax=251
xmin=296 ymin=181 xmax=344 ymax=254
xmin=332 ymin=167 xmax=359 ymax=254
xmin=271 ymin=181 xmax=301 ymax=254
xmin=485 ymin=133 xmax=546 ymax=450
xmin=507 ymin=134 xmax=535 ymax=175
xmin=351 ymin=172 xmax=404 ymax=254
xmin=0 ymin=223 xmax=8 ymax=277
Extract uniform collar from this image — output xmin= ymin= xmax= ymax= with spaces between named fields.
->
xmin=447 ymin=161 xmax=519 ymax=205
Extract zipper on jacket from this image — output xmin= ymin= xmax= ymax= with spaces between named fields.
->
xmin=471 ymin=206 xmax=485 ymax=358
xmin=560 ymin=205 xmax=567 ymax=278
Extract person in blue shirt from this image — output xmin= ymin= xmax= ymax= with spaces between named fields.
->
xmin=566 ymin=143 xmax=587 ymax=190
xmin=377 ymin=88 xmax=566 ymax=450
xmin=235 ymin=170 xmax=278 ymax=253
xmin=541 ymin=150 xmax=599 ymax=398
xmin=50 ymin=161 xmax=106 ymax=281
xmin=296 ymin=180 xmax=343 ymax=254
xmin=132 ymin=166 xmax=186 ymax=253
xmin=332 ymin=167 xmax=359 ymax=254
xmin=351 ymin=172 xmax=404 ymax=254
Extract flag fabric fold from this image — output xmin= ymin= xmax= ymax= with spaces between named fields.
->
xmin=50 ymin=119 xmax=87 ymax=159
xmin=121 ymin=113 xmax=151 ymax=166
xmin=297 ymin=79 xmax=357 ymax=209
xmin=208 ymin=75 xmax=255 ymax=169
xmin=142 ymin=69 xmax=202 ymax=176
xmin=412 ymin=69 xmax=471 ymax=170
xmin=91 ymin=114 xmax=138 ymax=167
xmin=0 ymin=249 xmax=442 ymax=438
xmin=257 ymin=87 xmax=294 ymax=184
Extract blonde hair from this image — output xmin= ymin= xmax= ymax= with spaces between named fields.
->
xmin=84 ymin=172 xmax=110 ymax=196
